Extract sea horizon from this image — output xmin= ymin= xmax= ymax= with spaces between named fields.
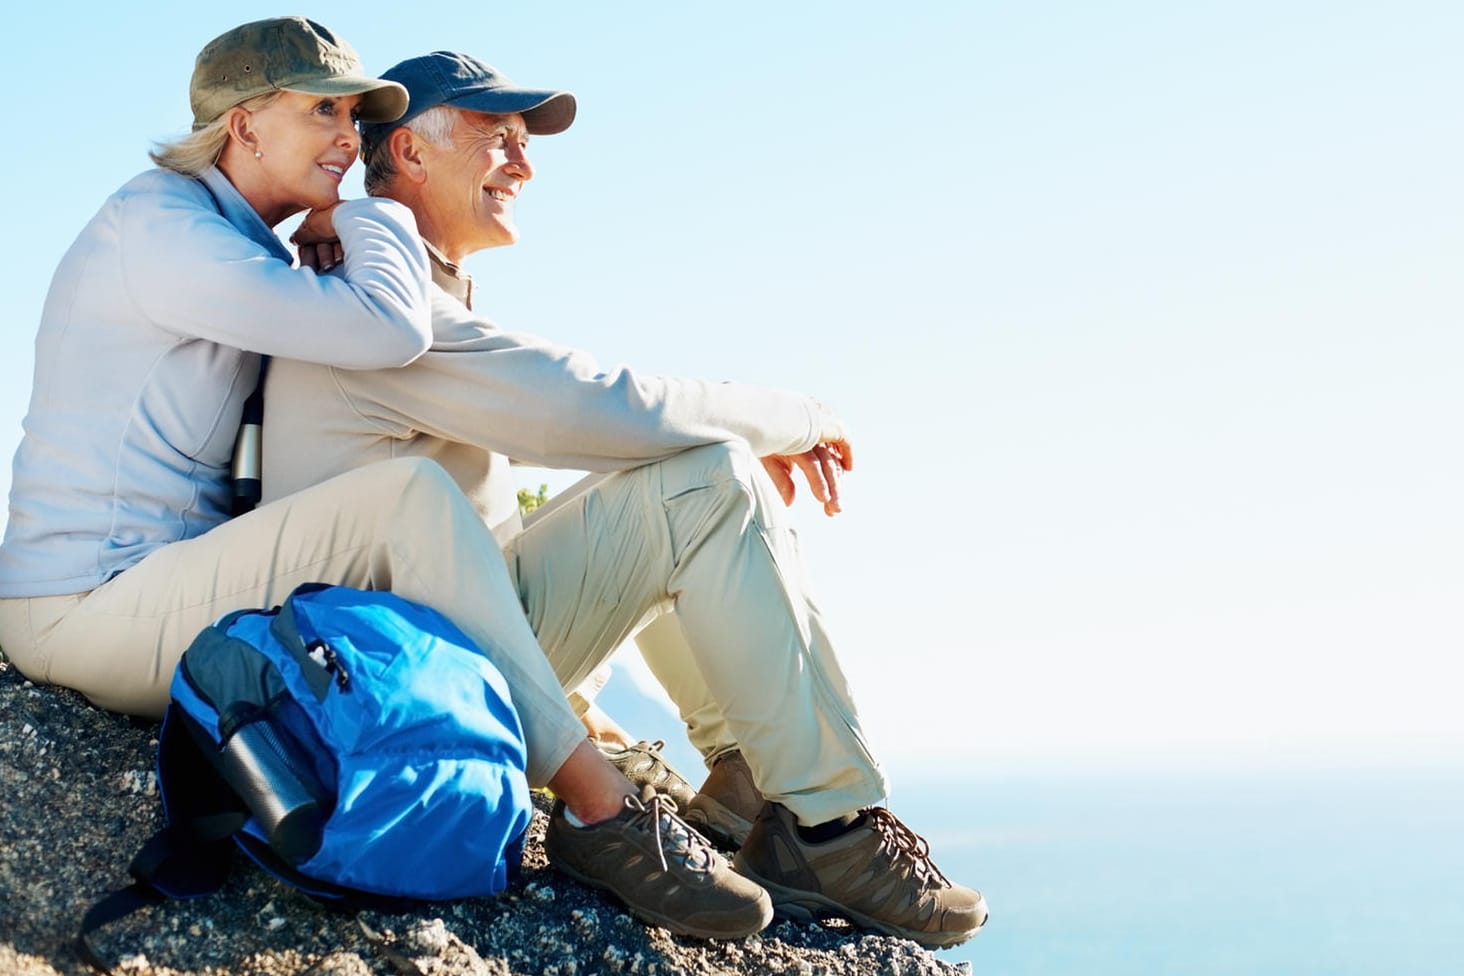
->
xmin=596 ymin=669 xmax=1463 ymax=974
xmin=903 ymin=758 xmax=1464 ymax=976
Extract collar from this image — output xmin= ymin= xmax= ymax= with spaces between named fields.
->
xmin=197 ymin=166 xmax=294 ymax=264
xmin=423 ymin=239 xmax=474 ymax=310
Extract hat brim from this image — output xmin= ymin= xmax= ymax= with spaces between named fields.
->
xmin=284 ymin=76 xmax=409 ymax=124
xmin=447 ymin=88 xmax=577 ymax=135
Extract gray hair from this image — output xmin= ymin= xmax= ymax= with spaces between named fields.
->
xmin=149 ymin=91 xmax=283 ymax=177
xmin=363 ymin=105 xmax=458 ymax=194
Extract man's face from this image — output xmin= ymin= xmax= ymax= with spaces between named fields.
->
xmin=422 ymin=110 xmax=534 ymax=257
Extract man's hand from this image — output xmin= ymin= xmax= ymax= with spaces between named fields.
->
xmin=760 ymin=401 xmax=854 ymax=516
xmin=761 ymin=437 xmax=854 ymax=517
xmin=291 ymin=202 xmax=346 ymax=272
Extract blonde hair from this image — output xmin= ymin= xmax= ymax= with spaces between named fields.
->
xmin=149 ymin=91 xmax=283 ymax=177
xmin=363 ymin=105 xmax=457 ymax=194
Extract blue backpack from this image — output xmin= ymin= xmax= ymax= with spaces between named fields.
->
xmin=82 ymin=584 xmax=532 ymax=958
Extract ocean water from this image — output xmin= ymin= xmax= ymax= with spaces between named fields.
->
xmin=594 ymin=678 xmax=1463 ymax=974
xmin=899 ymin=761 xmax=1464 ymax=976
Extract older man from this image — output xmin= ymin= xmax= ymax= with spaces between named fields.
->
xmin=264 ymin=51 xmax=987 ymax=948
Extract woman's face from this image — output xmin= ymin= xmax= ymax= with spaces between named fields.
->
xmin=239 ymin=91 xmax=363 ymax=225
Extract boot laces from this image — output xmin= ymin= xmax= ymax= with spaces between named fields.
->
xmin=867 ymin=807 xmax=949 ymax=887
xmin=621 ymin=741 xmax=690 ymax=789
xmin=624 ymin=791 xmax=716 ymax=875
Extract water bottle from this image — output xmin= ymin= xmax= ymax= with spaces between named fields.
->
xmin=217 ymin=708 xmax=327 ymax=864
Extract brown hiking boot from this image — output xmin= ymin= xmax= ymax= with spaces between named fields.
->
xmin=686 ymin=750 xmax=764 ymax=851
xmin=597 ymin=739 xmax=698 ymax=811
xmin=732 ymin=802 xmax=988 ymax=948
xmin=545 ymin=785 xmax=773 ymax=940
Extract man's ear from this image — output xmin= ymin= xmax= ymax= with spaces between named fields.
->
xmin=391 ymin=127 xmax=430 ymax=184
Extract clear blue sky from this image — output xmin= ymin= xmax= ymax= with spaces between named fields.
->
xmin=1 ymin=1 xmax=1459 ymax=776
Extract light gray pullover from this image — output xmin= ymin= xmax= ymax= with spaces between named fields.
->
xmin=0 ymin=166 xmax=432 ymax=597
xmin=262 ymin=255 xmax=831 ymax=539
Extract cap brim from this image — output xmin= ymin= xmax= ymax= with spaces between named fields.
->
xmin=284 ymin=76 xmax=410 ymax=123
xmin=449 ymin=88 xmax=577 ymax=135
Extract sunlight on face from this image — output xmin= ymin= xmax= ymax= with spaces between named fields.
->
xmin=422 ymin=111 xmax=534 ymax=259
xmin=245 ymin=91 xmax=363 ymax=223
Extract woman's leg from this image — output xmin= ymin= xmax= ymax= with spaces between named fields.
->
xmin=0 ymin=458 xmax=585 ymax=787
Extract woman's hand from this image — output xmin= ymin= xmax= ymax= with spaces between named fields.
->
xmin=291 ymin=202 xmax=346 ymax=272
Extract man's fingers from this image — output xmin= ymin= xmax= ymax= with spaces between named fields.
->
xmin=820 ymin=437 xmax=853 ymax=472
xmin=830 ymin=437 xmax=854 ymax=472
xmin=759 ymin=456 xmax=796 ymax=506
xmin=812 ymin=401 xmax=853 ymax=471
xmin=762 ymin=447 xmax=848 ymax=515
xmin=818 ymin=447 xmax=842 ymax=515
xmin=791 ymin=451 xmax=830 ymax=505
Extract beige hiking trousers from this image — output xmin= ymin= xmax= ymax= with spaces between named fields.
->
xmin=0 ymin=442 xmax=888 ymax=823
xmin=507 ymin=440 xmax=887 ymax=825
xmin=0 ymin=458 xmax=587 ymax=787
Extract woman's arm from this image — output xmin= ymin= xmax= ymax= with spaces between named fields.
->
xmin=123 ymin=192 xmax=432 ymax=369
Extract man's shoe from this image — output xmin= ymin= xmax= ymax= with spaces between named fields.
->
xmin=597 ymin=739 xmax=698 ymax=811
xmin=732 ymin=802 xmax=988 ymax=948
xmin=545 ymin=786 xmax=773 ymax=940
xmin=686 ymin=750 xmax=764 ymax=851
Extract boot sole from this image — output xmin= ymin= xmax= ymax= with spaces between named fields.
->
xmin=549 ymin=856 xmax=772 ymax=941
xmin=735 ymin=866 xmax=988 ymax=949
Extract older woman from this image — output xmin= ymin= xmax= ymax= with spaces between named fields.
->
xmin=0 ymin=16 xmax=440 ymax=713
xmin=0 ymin=20 xmax=773 ymax=939
xmin=0 ymin=16 xmax=593 ymax=732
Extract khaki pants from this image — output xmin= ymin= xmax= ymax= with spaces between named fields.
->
xmin=508 ymin=440 xmax=886 ymax=825
xmin=1 ymin=444 xmax=887 ymax=823
xmin=0 ymin=458 xmax=585 ymax=787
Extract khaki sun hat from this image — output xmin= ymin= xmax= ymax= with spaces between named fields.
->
xmin=189 ymin=16 xmax=408 ymax=130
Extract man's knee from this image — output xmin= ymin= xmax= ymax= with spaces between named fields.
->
xmin=659 ymin=440 xmax=762 ymax=499
xmin=658 ymin=441 xmax=791 ymax=555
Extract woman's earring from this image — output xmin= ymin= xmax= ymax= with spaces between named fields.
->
xmin=254 ymin=150 xmax=263 ymax=159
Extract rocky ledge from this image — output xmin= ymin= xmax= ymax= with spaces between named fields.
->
xmin=0 ymin=660 xmax=970 ymax=976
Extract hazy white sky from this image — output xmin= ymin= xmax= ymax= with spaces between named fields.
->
xmin=0 ymin=1 xmax=1458 ymax=775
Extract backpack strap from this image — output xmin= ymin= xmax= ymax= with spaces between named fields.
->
xmin=77 ymin=814 xmax=246 ymax=970
xmin=77 ymin=710 xmax=249 ymax=971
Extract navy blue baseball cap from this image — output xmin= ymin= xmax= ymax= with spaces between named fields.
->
xmin=360 ymin=51 xmax=576 ymax=159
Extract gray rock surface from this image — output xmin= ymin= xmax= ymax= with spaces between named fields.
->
xmin=0 ymin=660 xmax=970 ymax=976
